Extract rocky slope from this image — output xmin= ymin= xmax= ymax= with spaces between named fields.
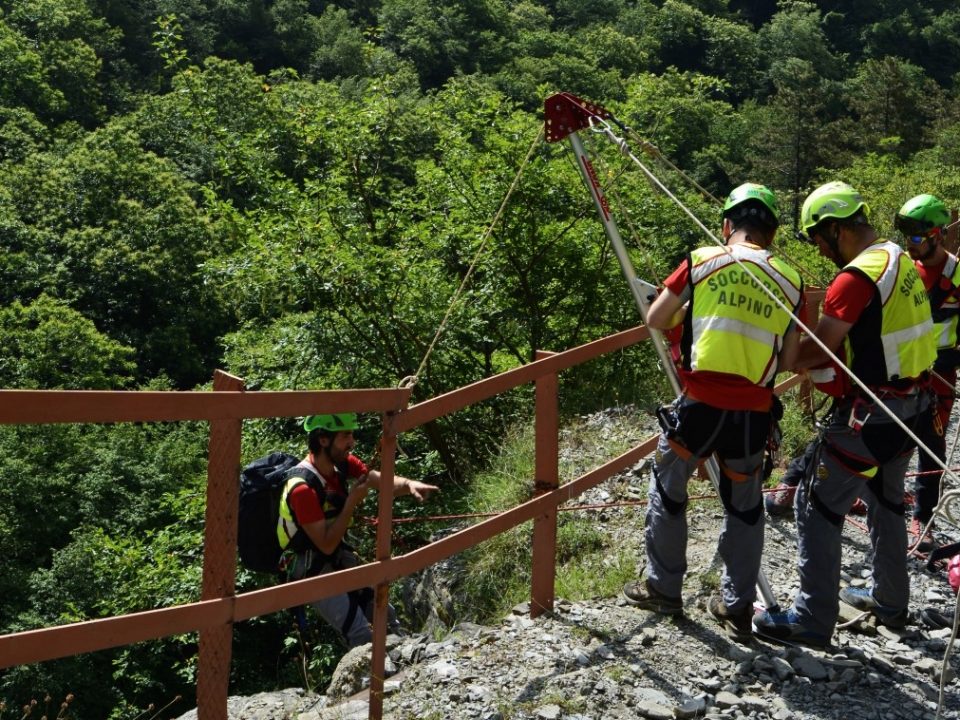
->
xmin=178 ymin=410 xmax=960 ymax=720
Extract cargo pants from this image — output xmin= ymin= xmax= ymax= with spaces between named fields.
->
xmin=645 ymin=397 xmax=771 ymax=613
xmin=792 ymin=390 xmax=930 ymax=636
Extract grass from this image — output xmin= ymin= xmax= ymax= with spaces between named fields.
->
xmin=455 ymin=411 xmax=655 ymax=623
xmin=451 ymin=390 xmax=819 ymax=626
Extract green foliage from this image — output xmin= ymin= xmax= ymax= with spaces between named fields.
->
xmin=0 ymin=17 xmax=66 ymax=118
xmin=6 ymin=0 xmax=960 ymax=715
xmin=456 ymin=413 xmax=655 ymax=621
xmin=379 ymin=0 xmax=511 ymax=89
xmin=0 ymin=294 xmax=135 ymax=389
xmin=0 ymin=420 xmax=210 ymax=718
xmin=846 ymin=57 xmax=942 ymax=157
xmin=2 ymin=123 xmax=233 ymax=386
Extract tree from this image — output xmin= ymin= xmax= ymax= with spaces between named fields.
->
xmin=743 ymin=58 xmax=843 ymax=228
xmin=620 ymin=69 xmax=736 ymax=186
xmin=845 ymin=57 xmax=941 ymax=157
xmin=0 ymin=294 xmax=135 ymax=389
xmin=0 ymin=18 xmax=66 ymax=119
xmin=2 ymin=124 xmax=233 ymax=386
xmin=3 ymin=0 xmax=115 ymax=125
xmin=758 ymin=0 xmax=847 ymax=87
xmin=308 ymin=5 xmax=370 ymax=80
xmin=921 ymin=9 xmax=960 ymax=85
xmin=378 ymin=0 xmax=511 ymax=89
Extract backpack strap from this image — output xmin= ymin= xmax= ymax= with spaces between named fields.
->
xmin=282 ymin=462 xmax=352 ymax=555
xmin=282 ymin=465 xmax=322 ymax=531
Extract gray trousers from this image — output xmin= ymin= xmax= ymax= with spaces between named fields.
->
xmin=645 ymin=398 xmax=770 ymax=612
xmin=792 ymin=391 xmax=929 ymax=636
xmin=288 ymin=546 xmax=383 ymax=648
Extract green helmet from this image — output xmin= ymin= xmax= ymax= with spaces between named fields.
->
xmin=722 ymin=183 xmax=779 ymax=227
xmin=895 ymin=193 xmax=949 ymax=237
xmin=303 ymin=413 xmax=359 ymax=433
xmin=800 ymin=181 xmax=870 ymax=233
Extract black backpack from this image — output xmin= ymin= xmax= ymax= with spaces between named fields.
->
xmin=237 ymin=452 xmax=313 ymax=573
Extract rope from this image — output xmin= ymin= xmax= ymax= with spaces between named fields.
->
xmin=619 ymin=127 xmax=720 ymax=205
xmin=768 ymin=241 xmax=831 ymax=288
xmin=610 ymin=121 xmax=828 ymax=287
xmin=583 ymin=116 xmax=960 ymax=504
xmin=361 ymin=484 xmax=840 ymax=526
xmin=906 ymin=467 xmax=960 ymax=478
xmin=398 ymin=124 xmax=545 ymax=390
xmin=582 ymin=131 xmax=663 ymax=284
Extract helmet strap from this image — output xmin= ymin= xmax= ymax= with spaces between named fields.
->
xmin=824 ymin=222 xmax=845 ymax=268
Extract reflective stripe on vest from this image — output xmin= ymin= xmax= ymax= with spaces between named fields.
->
xmin=932 ymin=253 xmax=960 ymax=350
xmin=687 ymin=245 xmax=802 ymax=386
xmin=843 ymin=240 xmax=936 ymax=381
xmin=277 ymin=475 xmax=310 ymax=550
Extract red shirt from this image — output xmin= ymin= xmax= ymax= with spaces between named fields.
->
xmin=288 ymin=454 xmax=368 ymax=524
xmin=915 ymin=254 xmax=948 ymax=293
xmin=821 ymin=270 xmax=875 ymax=324
xmin=662 ymin=257 xmax=806 ymax=411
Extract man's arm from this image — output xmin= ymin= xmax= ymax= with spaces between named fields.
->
xmin=777 ymin=326 xmax=800 ymax=373
xmin=366 ymin=470 xmax=439 ymax=502
xmin=298 ymin=480 xmax=373 ymax=556
xmin=793 ymin=315 xmax=853 ymax=371
xmin=646 ymin=288 xmax=687 ymax=330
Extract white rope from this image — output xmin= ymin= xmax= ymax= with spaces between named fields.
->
xmin=586 ymin=117 xmax=960 ymax=523
xmin=583 ymin=116 xmax=960 ymax=717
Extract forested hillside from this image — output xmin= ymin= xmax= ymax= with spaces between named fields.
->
xmin=5 ymin=0 xmax=960 ymax=716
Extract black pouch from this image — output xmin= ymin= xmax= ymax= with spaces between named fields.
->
xmin=656 ymin=402 xmax=680 ymax=436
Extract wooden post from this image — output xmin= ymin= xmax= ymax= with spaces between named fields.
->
xmin=196 ymin=370 xmax=244 ymax=720
xmin=368 ymin=413 xmax=398 ymax=720
xmin=531 ymin=351 xmax=559 ymax=618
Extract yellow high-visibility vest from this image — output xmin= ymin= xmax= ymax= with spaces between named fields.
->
xmin=929 ymin=253 xmax=960 ymax=350
xmin=843 ymin=240 xmax=936 ymax=384
xmin=686 ymin=244 xmax=803 ymax=386
xmin=277 ymin=466 xmax=348 ymax=551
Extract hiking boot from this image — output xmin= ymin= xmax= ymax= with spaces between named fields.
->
xmin=838 ymin=586 xmax=909 ymax=629
xmin=920 ymin=607 xmax=953 ymax=630
xmin=707 ymin=595 xmax=753 ymax=641
xmin=764 ymin=482 xmax=796 ymax=516
xmin=622 ymin=579 xmax=683 ymax=615
xmin=752 ymin=608 xmax=830 ymax=648
xmin=849 ymin=497 xmax=867 ymax=515
xmin=909 ymin=517 xmax=935 ymax=553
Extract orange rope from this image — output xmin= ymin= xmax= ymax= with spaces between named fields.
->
xmin=362 ymin=487 xmax=797 ymax=526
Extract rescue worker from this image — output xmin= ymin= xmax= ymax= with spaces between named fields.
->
xmin=280 ymin=413 xmax=438 ymax=647
xmin=754 ymin=182 xmax=936 ymax=646
xmin=895 ymin=194 xmax=960 ymax=552
xmin=622 ymin=183 xmax=804 ymax=641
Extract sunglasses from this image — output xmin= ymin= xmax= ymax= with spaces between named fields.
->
xmin=794 ymin=230 xmax=817 ymax=246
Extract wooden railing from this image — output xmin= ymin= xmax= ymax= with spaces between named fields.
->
xmin=0 ymin=294 xmax=822 ymax=719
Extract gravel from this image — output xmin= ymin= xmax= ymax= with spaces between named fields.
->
xmin=177 ymin=408 xmax=960 ymax=720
